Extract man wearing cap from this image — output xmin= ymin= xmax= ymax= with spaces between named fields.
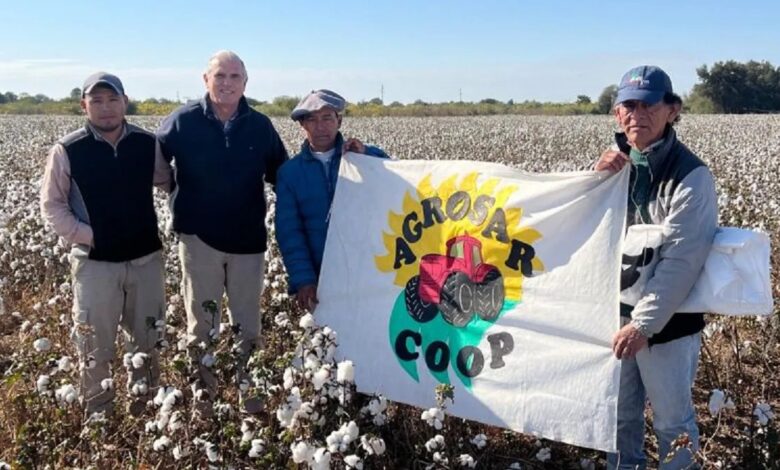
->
xmin=275 ymin=89 xmax=389 ymax=310
xmin=595 ymin=65 xmax=717 ymax=469
xmin=41 ymin=72 xmax=169 ymax=418
xmin=156 ymin=50 xmax=288 ymax=416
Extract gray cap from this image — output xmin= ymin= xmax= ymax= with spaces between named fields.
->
xmin=82 ymin=72 xmax=125 ymax=97
xmin=291 ymin=89 xmax=346 ymax=121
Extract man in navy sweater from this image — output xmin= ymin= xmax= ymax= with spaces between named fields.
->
xmin=157 ymin=50 xmax=288 ymax=417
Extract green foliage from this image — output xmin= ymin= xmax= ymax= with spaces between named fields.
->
xmin=696 ymin=60 xmax=780 ymax=113
xmin=684 ymin=86 xmax=717 ymax=114
xmin=575 ymin=95 xmax=591 ymax=105
xmin=6 ymin=60 xmax=780 ymax=118
xmin=597 ymin=85 xmax=618 ymax=114
xmin=253 ymin=95 xmax=300 ymax=118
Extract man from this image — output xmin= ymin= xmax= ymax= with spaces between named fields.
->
xmin=275 ymin=89 xmax=389 ymax=310
xmin=596 ymin=66 xmax=718 ymax=469
xmin=41 ymin=72 xmax=168 ymax=417
xmin=156 ymin=51 xmax=288 ymax=416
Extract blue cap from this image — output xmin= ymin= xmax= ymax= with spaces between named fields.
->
xmin=82 ymin=72 xmax=125 ymax=97
xmin=291 ymin=89 xmax=346 ymax=121
xmin=615 ymin=65 xmax=673 ymax=105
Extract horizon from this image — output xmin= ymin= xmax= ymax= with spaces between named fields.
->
xmin=1 ymin=1 xmax=778 ymax=104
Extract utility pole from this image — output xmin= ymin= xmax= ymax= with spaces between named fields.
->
xmin=459 ymin=88 xmax=462 ymax=102
xmin=381 ymin=84 xmax=384 ymax=103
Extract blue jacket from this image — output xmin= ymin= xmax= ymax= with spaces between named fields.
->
xmin=157 ymin=95 xmax=288 ymax=254
xmin=275 ymin=133 xmax=389 ymax=293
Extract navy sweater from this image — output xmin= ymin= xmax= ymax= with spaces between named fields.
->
xmin=157 ymin=96 xmax=288 ymax=254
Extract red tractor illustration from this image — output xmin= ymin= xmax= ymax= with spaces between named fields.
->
xmin=405 ymin=235 xmax=505 ymax=327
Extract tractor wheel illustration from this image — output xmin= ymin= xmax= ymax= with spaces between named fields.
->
xmin=438 ymin=272 xmax=475 ymax=327
xmin=475 ymin=268 xmax=504 ymax=321
xmin=404 ymin=275 xmax=438 ymax=322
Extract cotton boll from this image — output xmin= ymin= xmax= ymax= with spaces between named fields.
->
xmin=248 ymin=439 xmax=265 ymax=458
xmin=299 ymin=313 xmax=315 ymax=329
xmin=311 ymin=366 xmax=330 ymax=390
xmin=36 ymin=374 xmax=51 ymax=394
xmin=458 ymin=454 xmax=476 ymax=468
xmin=131 ymin=352 xmax=148 ymax=369
xmin=536 ymin=447 xmax=551 ymax=462
xmin=337 ymin=360 xmax=354 ymax=383
xmin=709 ymin=389 xmax=735 ymax=416
xmin=291 ymin=441 xmax=315 ymax=464
xmin=754 ymin=402 xmax=774 ymax=426
xmin=310 ymin=448 xmax=330 ymax=470
xmin=344 ymin=455 xmax=363 ymax=469
xmin=33 ymin=337 xmax=50 ymax=352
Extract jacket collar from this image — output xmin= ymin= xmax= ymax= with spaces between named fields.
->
xmin=299 ymin=132 xmax=344 ymax=160
xmin=615 ymin=125 xmax=677 ymax=178
xmin=84 ymin=120 xmax=134 ymax=145
xmin=199 ymin=93 xmax=251 ymax=122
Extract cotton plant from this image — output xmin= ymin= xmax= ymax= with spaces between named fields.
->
xmin=421 ymin=407 xmax=445 ymax=430
xmin=248 ymin=438 xmax=265 ymax=458
xmin=291 ymin=440 xmax=316 ymax=464
xmin=535 ymin=446 xmax=551 ymax=462
xmin=708 ymin=389 xmax=736 ymax=416
xmin=144 ymin=386 xmax=184 ymax=438
xmin=240 ymin=417 xmax=258 ymax=444
xmin=470 ymin=433 xmax=487 ymax=449
xmin=193 ymin=437 xmax=220 ymax=463
xmin=54 ymin=383 xmax=77 ymax=406
xmin=425 ymin=434 xmax=445 ymax=452
xmin=32 ymin=337 xmax=51 ymax=352
xmin=2 ymin=115 xmax=780 ymax=468
xmin=458 ymin=453 xmax=477 ymax=468
xmin=754 ymin=402 xmax=774 ymax=426
xmin=325 ymin=421 xmax=360 ymax=453
xmin=360 ymin=434 xmax=386 ymax=456
xmin=360 ymin=395 xmax=388 ymax=426
xmin=152 ymin=435 xmax=172 ymax=452
xmin=343 ymin=454 xmax=363 ymax=469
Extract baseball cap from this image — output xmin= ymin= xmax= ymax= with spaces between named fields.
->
xmin=291 ymin=89 xmax=346 ymax=121
xmin=82 ymin=72 xmax=125 ymax=97
xmin=615 ymin=65 xmax=673 ymax=105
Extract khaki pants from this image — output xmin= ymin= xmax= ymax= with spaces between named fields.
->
xmin=178 ymin=234 xmax=265 ymax=400
xmin=70 ymin=247 xmax=165 ymax=415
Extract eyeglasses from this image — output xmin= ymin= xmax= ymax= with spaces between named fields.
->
xmin=616 ymin=100 xmax=664 ymax=115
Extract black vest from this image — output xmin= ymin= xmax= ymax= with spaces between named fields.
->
xmin=63 ymin=125 xmax=162 ymax=262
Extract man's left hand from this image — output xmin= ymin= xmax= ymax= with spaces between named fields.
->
xmin=612 ymin=323 xmax=648 ymax=359
xmin=342 ymin=138 xmax=366 ymax=154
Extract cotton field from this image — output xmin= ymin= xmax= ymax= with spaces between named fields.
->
xmin=0 ymin=114 xmax=778 ymax=469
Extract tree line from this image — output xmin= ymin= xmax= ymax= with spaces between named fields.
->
xmin=1 ymin=61 xmax=778 ymax=116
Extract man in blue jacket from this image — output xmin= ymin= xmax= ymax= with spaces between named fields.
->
xmin=275 ymin=89 xmax=389 ymax=311
xmin=157 ymin=50 xmax=288 ymax=417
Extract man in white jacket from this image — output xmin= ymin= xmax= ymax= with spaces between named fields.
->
xmin=596 ymin=65 xmax=718 ymax=470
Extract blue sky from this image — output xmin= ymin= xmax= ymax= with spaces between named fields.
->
xmin=1 ymin=0 xmax=777 ymax=103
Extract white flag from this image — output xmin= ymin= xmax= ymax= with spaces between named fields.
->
xmin=316 ymin=154 xmax=629 ymax=452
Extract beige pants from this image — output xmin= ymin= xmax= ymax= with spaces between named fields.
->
xmin=70 ymin=247 xmax=165 ymax=415
xmin=178 ymin=234 xmax=265 ymax=399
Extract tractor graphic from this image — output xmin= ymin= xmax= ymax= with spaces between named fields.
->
xmin=404 ymin=235 xmax=505 ymax=327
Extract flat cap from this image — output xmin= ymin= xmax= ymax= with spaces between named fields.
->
xmin=291 ymin=89 xmax=346 ymax=121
